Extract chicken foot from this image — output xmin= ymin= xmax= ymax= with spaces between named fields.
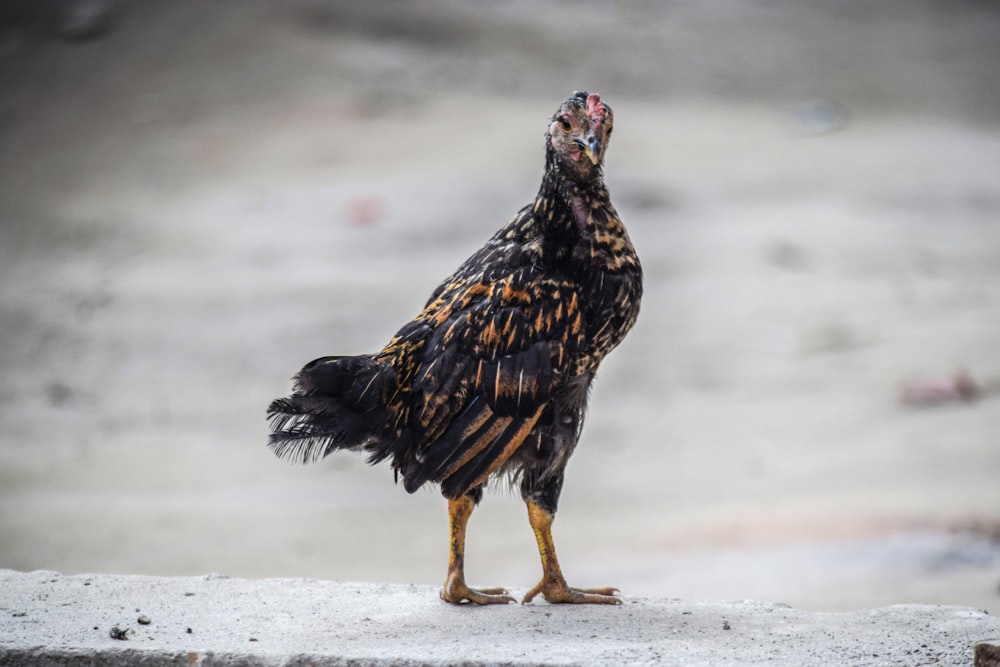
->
xmin=521 ymin=500 xmax=621 ymax=605
xmin=439 ymin=494 xmax=515 ymax=605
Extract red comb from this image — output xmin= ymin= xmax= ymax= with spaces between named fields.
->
xmin=586 ymin=93 xmax=603 ymax=129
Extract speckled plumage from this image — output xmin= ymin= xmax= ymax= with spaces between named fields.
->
xmin=268 ymin=92 xmax=642 ymax=605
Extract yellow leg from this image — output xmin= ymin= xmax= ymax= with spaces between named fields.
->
xmin=521 ymin=500 xmax=621 ymax=605
xmin=439 ymin=495 xmax=515 ymax=605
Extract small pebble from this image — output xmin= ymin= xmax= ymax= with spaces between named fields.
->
xmin=109 ymin=626 xmax=129 ymax=641
xmin=723 ymin=620 xmax=732 ymax=631
xmin=137 ymin=614 xmax=151 ymax=625
xmin=186 ymin=628 xmax=193 ymax=634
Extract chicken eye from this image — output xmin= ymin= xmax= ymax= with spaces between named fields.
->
xmin=558 ymin=117 xmax=572 ymax=132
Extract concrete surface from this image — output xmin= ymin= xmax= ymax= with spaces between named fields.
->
xmin=1 ymin=570 xmax=998 ymax=666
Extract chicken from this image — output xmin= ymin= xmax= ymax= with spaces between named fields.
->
xmin=267 ymin=91 xmax=643 ymax=605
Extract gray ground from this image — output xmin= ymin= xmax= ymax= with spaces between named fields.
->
xmin=3 ymin=570 xmax=999 ymax=666
xmin=1 ymin=0 xmax=999 ymax=615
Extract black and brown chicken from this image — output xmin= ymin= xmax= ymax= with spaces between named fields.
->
xmin=267 ymin=91 xmax=643 ymax=605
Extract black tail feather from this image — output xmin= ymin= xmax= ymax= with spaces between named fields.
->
xmin=266 ymin=355 xmax=395 ymax=464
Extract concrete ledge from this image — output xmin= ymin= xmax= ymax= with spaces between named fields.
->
xmin=1 ymin=569 xmax=997 ymax=666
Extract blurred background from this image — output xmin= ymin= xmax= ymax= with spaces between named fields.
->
xmin=1 ymin=0 xmax=998 ymax=613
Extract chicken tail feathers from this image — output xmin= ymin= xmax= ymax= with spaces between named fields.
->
xmin=267 ymin=354 xmax=396 ymax=464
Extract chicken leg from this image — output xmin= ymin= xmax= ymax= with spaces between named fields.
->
xmin=521 ymin=500 xmax=621 ymax=605
xmin=439 ymin=494 xmax=516 ymax=605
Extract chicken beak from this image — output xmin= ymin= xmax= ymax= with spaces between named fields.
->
xmin=572 ymin=135 xmax=603 ymax=165
xmin=583 ymin=135 xmax=602 ymax=165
